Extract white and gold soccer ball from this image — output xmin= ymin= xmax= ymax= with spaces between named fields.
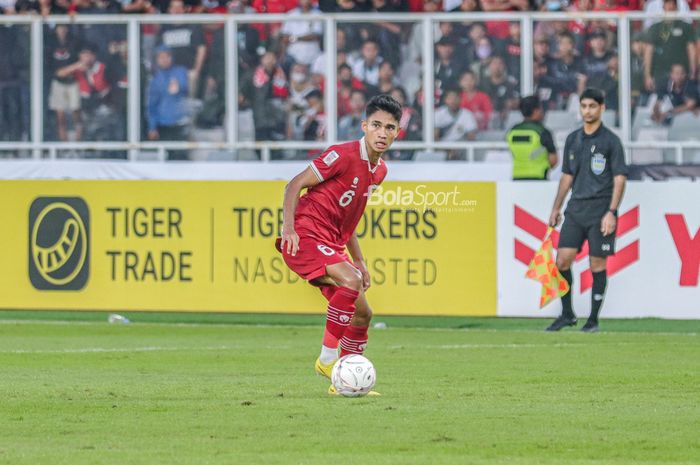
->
xmin=331 ymin=354 xmax=376 ymax=397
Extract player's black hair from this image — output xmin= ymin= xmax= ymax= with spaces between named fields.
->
xmin=365 ymin=94 xmax=402 ymax=123
xmin=580 ymin=88 xmax=605 ymax=105
xmin=519 ymin=95 xmax=542 ymax=118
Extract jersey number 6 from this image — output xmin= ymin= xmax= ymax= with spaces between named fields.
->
xmin=339 ymin=189 xmax=356 ymax=207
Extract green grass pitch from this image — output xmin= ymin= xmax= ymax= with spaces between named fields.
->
xmin=1 ymin=312 xmax=700 ymax=465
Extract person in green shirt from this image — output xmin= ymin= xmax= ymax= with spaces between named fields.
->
xmin=507 ymin=95 xmax=558 ymax=180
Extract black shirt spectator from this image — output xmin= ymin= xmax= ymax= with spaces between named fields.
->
xmin=653 ymin=63 xmax=698 ymax=124
xmin=434 ymin=36 xmax=465 ymax=96
xmin=548 ymin=31 xmax=585 ymax=101
xmin=582 ymin=29 xmax=614 ymax=83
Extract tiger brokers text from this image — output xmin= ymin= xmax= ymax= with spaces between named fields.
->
xmin=105 ymin=207 xmax=192 ymax=282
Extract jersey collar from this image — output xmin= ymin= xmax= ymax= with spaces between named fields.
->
xmin=359 ymin=137 xmax=383 ymax=170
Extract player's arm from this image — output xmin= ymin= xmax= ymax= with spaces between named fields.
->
xmin=346 ymin=233 xmax=370 ymax=291
xmin=549 ymin=174 xmax=573 ymax=227
xmin=281 ymin=167 xmax=321 ymax=256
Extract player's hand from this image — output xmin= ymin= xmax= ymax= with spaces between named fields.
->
xmin=281 ymin=228 xmax=300 ymax=256
xmin=548 ymin=210 xmax=561 ymax=227
xmin=354 ymin=259 xmax=371 ymax=291
xmin=601 ymin=212 xmax=617 ymax=237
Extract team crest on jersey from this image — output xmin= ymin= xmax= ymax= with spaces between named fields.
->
xmin=323 ymin=150 xmax=339 ymax=166
xmin=591 ymin=153 xmax=606 ymax=175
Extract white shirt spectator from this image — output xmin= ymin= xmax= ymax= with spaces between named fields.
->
xmin=435 ymin=106 xmax=478 ymax=141
xmin=281 ymin=8 xmax=323 ymax=65
xmin=352 ymin=58 xmax=383 ymax=87
xmin=644 ymin=0 xmax=690 ymax=28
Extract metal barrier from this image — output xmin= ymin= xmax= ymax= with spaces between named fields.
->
xmin=0 ymin=11 xmax=699 ymax=164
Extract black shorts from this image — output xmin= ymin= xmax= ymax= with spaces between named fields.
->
xmin=559 ymin=198 xmax=616 ymax=257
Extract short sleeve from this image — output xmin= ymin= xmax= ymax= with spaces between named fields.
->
xmin=561 ymin=134 xmax=573 ymax=175
xmin=609 ymin=135 xmax=628 ymax=177
xmin=540 ymin=128 xmax=556 ymax=154
xmin=310 ymin=147 xmax=347 ymax=182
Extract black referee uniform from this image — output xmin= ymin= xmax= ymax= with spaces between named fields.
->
xmin=559 ymin=124 xmax=628 ymax=255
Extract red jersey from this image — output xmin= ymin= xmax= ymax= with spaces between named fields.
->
xmin=295 ymin=138 xmax=388 ymax=249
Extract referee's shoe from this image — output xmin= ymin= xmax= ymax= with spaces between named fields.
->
xmin=545 ymin=315 xmax=578 ymax=331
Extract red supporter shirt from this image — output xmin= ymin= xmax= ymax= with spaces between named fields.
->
xmin=295 ymin=137 xmax=388 ymax=249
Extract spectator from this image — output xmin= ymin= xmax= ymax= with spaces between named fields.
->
xmin=337 ymin=63 xmax=365 ymax=117
xmin=352 ymin=39 xmax=383 ymax=88
xmin=158 ymin=0 xmax=207 ymax=98
xmin=46 ymin=24 xmax=82 ymax=142
xmin=373 ymin=61 xmax=398 ymax=96
xmin=548 ymin=31 xmax=586 ymax=106
xmin=281 ymin=0 xmax=323 ymax=67
xmin=0 ymin=26 xmax=25 ymax=141
xmin=435 ymin=88 xmax=478 ymax=142
xmin=320 ymin=0 xmax=369 ymax=12
xmin=534 ymin=59 xmax=561 ymax=110
xmin=338 ymin=89 xmax=367 ymax=141
xmin=652 ymin=63 xmax=698 ymax=125
xmin=391 ymin=86 xmax=421 ymax=141
xmin=243 ymin=50 xmax=289 ymax=140
xmin=434 ymin=36 xmax=464 ymax=96
xmin=147 ymin=46 xmax=189 ymax=159
xmin=643 ymin=0 xmax=696 ymax=92
xmin=630 ymin=31 xmax=648 ymax=108
xmin=458 ymin=70 xmax=493 ymax=130
xmin=300 ymin=88 xmax=325 ymax=142
xmin=286 ymin=63 xmax=316 ymax=139
xmin=15 ymin=0 xmax=67 ymax=14
xmin=469 ymin=36 xmax=495 ymax=84
xmin=589 ymin=54 xmax=619 ymax=112
xmin=643 ymin=0 xmax=690 ymax=29
xmin=503 ymin=21 xmax=522 ymax=82
xmin=480 ymin=56 xmax=520 ymax=127
xmin=582 ymin=29 xmax=615 ymax=84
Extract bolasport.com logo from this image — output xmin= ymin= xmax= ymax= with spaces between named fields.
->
xmin=367 ymin=184 xmax=478 ymax=213
xmin=28 ymin=197 xmax=90 ymax=291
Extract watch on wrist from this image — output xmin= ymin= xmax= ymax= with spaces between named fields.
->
xmin=608 ymin=209 xmax=618 ymax=217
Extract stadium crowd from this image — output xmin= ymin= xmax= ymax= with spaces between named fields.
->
xmin=0 ymin=0 xmax=699 ymax=160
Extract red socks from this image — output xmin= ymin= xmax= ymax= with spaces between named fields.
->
xmin=325 ymin=287 xmax=359 ymax=341
xmin=340 ymin=325 xmax=369 ymax=357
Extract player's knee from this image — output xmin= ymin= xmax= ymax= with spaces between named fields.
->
xmin=340 ymin=271 xmax=363 ymax=292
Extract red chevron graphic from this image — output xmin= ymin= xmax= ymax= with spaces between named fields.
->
xmin=514 ymin=205 xmax=640 ymax=293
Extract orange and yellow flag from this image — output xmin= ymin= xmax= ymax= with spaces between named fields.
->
xmin=525 ymin=227 xmax=570 ymax=308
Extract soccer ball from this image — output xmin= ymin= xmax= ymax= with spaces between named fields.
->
xmin=331 ymin=354 xmax=376 ymax=397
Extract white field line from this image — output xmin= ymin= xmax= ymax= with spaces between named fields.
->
xmin=389 ymin=341 xmax=689 ymax=350
xmin=0 ymin=345 xmax=289 ymax=355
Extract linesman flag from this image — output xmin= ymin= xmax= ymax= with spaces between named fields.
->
xmin=525 ymin=227 xmax=570 ymax=308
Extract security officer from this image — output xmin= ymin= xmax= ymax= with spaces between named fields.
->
xmin=507 ymin=95 xmax=558 ymax=180
xmin=546 ymin=88 xmax=628 ymax=333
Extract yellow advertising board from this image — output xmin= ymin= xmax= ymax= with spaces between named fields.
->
xmin=0 ymin=181 xmax=496 ymax=315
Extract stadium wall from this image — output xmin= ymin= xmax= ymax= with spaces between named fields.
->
xmin=2 ymin=179 xmax=697 ymax=318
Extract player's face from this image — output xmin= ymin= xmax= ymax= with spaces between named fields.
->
xmin=362 ymin=110 xmax=399 ymax=155
xmin=580 ymin=98 xmax=604 ymax=124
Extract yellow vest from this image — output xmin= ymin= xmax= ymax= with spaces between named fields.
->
xmin=507 ymin=127 xmax=550 ymax=180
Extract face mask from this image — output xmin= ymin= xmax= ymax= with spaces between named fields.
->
xmin=291 ymin=72 xmax=307 ymax=83
xmin=476 ymin=45 xmax=491 ymax=59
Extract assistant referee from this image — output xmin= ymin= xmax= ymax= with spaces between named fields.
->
xmin=546 ymin=88 xmax=628 ymax=333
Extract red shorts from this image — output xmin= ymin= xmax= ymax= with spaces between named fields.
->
xmin=275 ymin=236 xmax=352 ymax=281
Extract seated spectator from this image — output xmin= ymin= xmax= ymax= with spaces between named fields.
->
xmin=337 ymin=63 xmax=366 ymax=117
xmin=548 ymin=31 xmax=585 ymax=107
xmin=480 ymin=56 xmax=519 ymax=127
xmin=46 ymin=24 xmax=82 ymax=141
xmin=352 ymin=39 xmax=383 ymax=88
xmin=469 ymin=36 xmax=496 ymax=84
xmin=534 ymin=60 xmax=561 ymax=110
xmin=281 ymin=0 xmax=323 ymax=67
xmin=300 ymin=88 xmax=325 ymax=142
xmin=391 ymin=86 xmax=421 ymax=141
xmin=147 ymin=46 xmax=190 ymax=159
xmin=286 ymin=63 xmax=316 ymax=139
xmin=338 ymin=89 xmax=367 ymax=141
xmin=434 ymin=36 xmax=464 ymax=97
xmin=158 ymin=0 xmax=207 ymax=98
xmin=588 ymin=54 xmax=619 ymax=113
xmin=373 ymin=61 xmax=398 ymax=96
xmin=458 ymin=70 xmax=493 ymax=130
xmin=435 ymin=88 xmax=478 ymax=142
xmin=652 ymin=63 xmax=698 ymax=125
xmin=503 ymin=21 xmax=522 ymax=83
